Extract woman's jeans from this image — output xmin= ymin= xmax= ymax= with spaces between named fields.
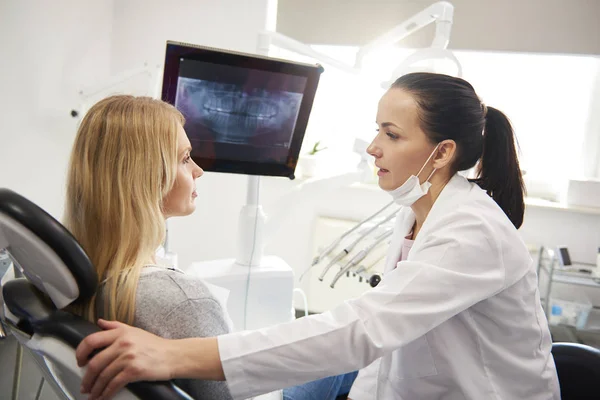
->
xmin=282 ymin=371 xmax=359 ymax=400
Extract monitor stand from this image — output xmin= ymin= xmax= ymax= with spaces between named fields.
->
xmin=185 ymin=175 xmax=295 ymax=331
xmin=183 ymin=37 xmax=303 ymax=332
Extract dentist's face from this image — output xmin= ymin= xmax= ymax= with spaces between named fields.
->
xmin=368 ymin=88 xmax=437 ymax=191
xmin=163 ymin=123 xmax=204 ymax=218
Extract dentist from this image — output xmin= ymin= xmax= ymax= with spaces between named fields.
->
xmin=77 ymin=72 xmax=560 ymax=400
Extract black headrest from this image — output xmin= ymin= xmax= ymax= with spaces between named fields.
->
xmin=0 ymin=188 xmax=97 ymax=300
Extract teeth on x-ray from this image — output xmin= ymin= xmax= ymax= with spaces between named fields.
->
xmin=175 ymin=78 xmax=302 ymax=146
xmin=203 ymin=93 xmax=279 ymax=119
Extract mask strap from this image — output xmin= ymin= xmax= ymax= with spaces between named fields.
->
xmin=416 ymin=143 xmax=441 ymax=180
xmin=425 ymin=168 xmax=437 ymax=182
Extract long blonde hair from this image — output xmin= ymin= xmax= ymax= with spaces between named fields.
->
xmin=64 ymin=95 xmax=184 ymax=324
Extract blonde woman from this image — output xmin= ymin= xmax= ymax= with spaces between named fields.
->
xmin=63 ymin=95 xmax=232 ymax=400
xmin=64 ymin=95 xmax=357 ymax=400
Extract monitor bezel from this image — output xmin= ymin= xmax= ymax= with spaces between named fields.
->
xmin=161 ymin=40 xmax=324 ymax=179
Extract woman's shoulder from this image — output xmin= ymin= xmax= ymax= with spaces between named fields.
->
xmin=134 ymin=267 xmax=231 ymax=335
xmin=134 ymin=268 xmax=234 ymax=399
xmin=136 ymin=267 xmax=218 ymax=308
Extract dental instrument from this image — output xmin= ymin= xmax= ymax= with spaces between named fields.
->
xmin=318 ymin=209 xmax=399 ymax=281
xmin=301 ymin=200 xmax=395 ymax=281
xmin=330 ymin=228 xmax=393 ymax=288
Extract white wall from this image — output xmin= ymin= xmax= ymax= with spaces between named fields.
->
xmin=109 ymin=0 xmax=271 ymax=74
xmin=0 ymin=0 xmax=114 ymax=217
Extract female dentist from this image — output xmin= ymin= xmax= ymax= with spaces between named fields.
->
xmin=77 ymin=73 xmax=560 ymax=400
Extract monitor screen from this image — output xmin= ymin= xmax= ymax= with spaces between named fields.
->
xmin=558 ymin=247 xmax=572 ymax=266
xmin=162 ymin=41 xmax=323 ymax=178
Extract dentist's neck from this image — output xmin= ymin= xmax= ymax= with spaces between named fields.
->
xmin=410 ymin=174 xmax=450 ymax=239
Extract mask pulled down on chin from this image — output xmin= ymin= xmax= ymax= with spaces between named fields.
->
xmin=386 ymin=144 xmax=439 ymax=207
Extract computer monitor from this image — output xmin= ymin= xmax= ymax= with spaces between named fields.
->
xmin=161 ymin=41 xmax=324 ymax=179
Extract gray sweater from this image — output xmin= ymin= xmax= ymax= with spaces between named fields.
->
xmin=134 ymin=266 xmax=234 ymax=400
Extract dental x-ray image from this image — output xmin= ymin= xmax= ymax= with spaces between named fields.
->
xmin=175 ymin=78 xmax=303 ymax=147
xmin=162 ymin=41 xmax=323 ymax=177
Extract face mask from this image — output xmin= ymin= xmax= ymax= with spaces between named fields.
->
xmin=387 ymin=144 xmax=440 ymax=207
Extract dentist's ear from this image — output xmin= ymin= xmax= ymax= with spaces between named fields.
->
xmin=432 ymin=140 xmax=456 ymax=170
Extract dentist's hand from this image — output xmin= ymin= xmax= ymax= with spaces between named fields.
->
xmin=76 ymin=319 xmax=176 ymax=400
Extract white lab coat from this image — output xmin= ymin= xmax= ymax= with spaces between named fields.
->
xmin=218 ymin=174 xmax=560 ymax=400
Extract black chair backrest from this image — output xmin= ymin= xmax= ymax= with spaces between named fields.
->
xmin=0 ymin=188 xmax=96 ymax=308
xmin=552 ymin=342 xmax=600 ymax=400
xmin=0 ymin=188 xmax=193 ymax=400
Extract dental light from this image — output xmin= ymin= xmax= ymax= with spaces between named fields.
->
xmin=258 ymin=1 xmax=461 ymax=88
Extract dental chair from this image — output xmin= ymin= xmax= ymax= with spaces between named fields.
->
xmin=0 ymin=188 xmax=193 ymax=400
xmin=551 ymin=342 xmax=600 ymax=400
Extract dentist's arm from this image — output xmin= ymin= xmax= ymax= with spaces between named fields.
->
xmin=76 ymin=319 xmax=223 ymax=400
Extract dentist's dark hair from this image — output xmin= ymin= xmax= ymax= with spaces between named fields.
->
xmin=391 ymin=72 xmax=525 ymax=229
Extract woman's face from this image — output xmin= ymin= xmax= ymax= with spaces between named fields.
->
xmin=368 ymin=88 xmax=437 ymax=191
xmin=163 ymin=123 xmax=204 ymax=218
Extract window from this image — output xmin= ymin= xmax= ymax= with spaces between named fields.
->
xmin=271 ymin=45 xmax=600 ymax=200
xmin=456 ymin=51 xmax=600 ymax=200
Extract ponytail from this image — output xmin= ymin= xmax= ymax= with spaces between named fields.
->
xmin=473 ymin=106 xmax=525 ymax=229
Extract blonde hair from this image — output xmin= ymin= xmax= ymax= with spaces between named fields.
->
xmin=64 ymin=95 xmax=184 ymax=324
